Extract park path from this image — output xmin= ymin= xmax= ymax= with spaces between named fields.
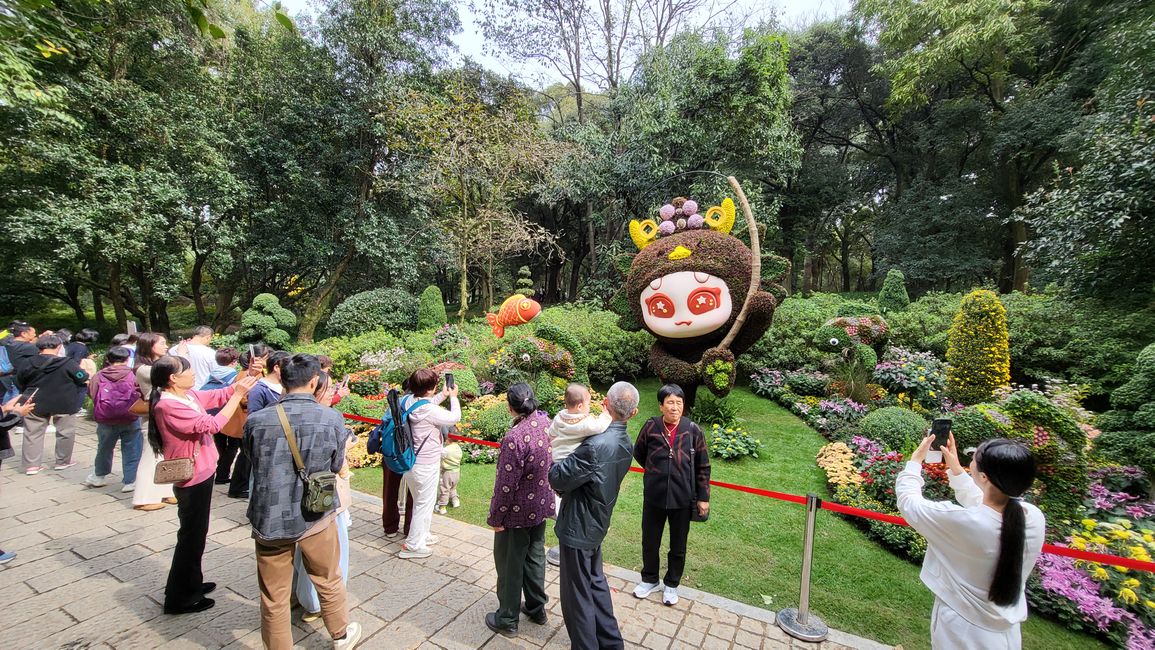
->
xmin=0 ymin=418 xmax=891 ymax=650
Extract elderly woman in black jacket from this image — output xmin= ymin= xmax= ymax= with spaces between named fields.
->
xmin=632 ymin=384 xmax=710 ymax=607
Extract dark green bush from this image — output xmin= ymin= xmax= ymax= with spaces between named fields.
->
xmin=836 ymin=300 xmax=877 ymax=317
xmin=739 ymin=293 xmax=843 ymax=374
xmin=417 ymin=285 xmax=448 ymax=329
xmin=1096 ymin=410 xmax=1134 ymax=432
xmin=239 ymin=293 xmax=297 ymax=348
xmin=878 ymin=269 xmax=910 ymax=312
xmin=533 ymin=305 xmax=652 ymax=384
xmin=1093 ymin=430 xmax=1155 ymax=479
xmin=326 ymin=288 xmax=418 ymax=337
xmin=950 ymin=404 xmax=1013 ymax=455
xmin=885 ymin=291 xmax=962 ymax=357
xmin=294 ymin=330 xmax=404 ymax=378
xmin=859 ymin=406 xmax=929 ymax=453
xmin=690 ymin=393 xmax=740 ymax=429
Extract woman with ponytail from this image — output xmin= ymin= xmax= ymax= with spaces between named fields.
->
xmin=897 ymin=433 xmax=1046 ymax=649
xmin=395 ymin=368 xmax=460 ymax=560
xmin=484 ymin=383 xmax=555 ymax=637
xmin=148 ymin=355 xmax=258 ymax=615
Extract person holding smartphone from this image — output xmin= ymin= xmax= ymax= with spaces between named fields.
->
xmin=896 ymin=433 xmax=1046 ymax=649
xmin=0 ymin=391 xmax=37 ymax=563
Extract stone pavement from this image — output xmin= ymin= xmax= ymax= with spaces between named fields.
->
xmin=0 ymin=419 xmax=892 ymax=650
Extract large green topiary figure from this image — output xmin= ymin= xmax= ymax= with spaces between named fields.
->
xmin=1095 ymin=343 xmax=1155 ymax=475
xmin=239 ymin=293 xmax=297 ymax=348
xmin=878 ymin=269 xmax=910 ymax=313
xmin=945 ymin=289 xmax=1010 ymax=405
xmin=814 ymin=314 xmax=888 ymax=402
xmin=326 ymin=288 xmax=418 ymax=337
xmin=417 ymin=285 xmax=448 ymax=330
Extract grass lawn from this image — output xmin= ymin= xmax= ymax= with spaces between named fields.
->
xmin=351 ymin=378 xmax=1107 ymax=649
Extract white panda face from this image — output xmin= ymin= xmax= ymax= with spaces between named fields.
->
xmin=640 ymin=271 xmax=733 ymax=339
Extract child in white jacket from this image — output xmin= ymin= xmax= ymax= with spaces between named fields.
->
xmin=544 ymin=383 xmax=611 ymax=565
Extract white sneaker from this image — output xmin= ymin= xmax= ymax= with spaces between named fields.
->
xmin=633 ymin=581 xmax=661 ymax=599
xmin=546 ymin=546 xmax=561 ymax=567
xmin=398 ymin=546 xmax=432 ymax=559
xmin=84 ymin=473 xmax=108 ymax=488
xmin=384 ymin=532 xmax=399 ymax=539
xmin=450 ymin=496 xmax=460 ymax=508
xmin=662 ymin=585 xmax=679 ymax=606
xmin=333 ymin=621 xmax=362 ymax=650
xmin=436 ymin=506 xmax=447 ymax=515
xmin=121 ymin=483 xmax=135 ymax=493
xmin=425 ymin=534 xmax=440 ymax=546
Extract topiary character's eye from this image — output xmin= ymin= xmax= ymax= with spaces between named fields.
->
xmin=829 ymin=337 xmax=841 ymax=346
xmin=646 ymin=293 xmax=675 ymax=318
xmin=687 ymin=287 xmax=722 ymax=315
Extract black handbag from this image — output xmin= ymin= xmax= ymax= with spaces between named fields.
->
xmin=690 ymin=441 xmax=709 ymax=522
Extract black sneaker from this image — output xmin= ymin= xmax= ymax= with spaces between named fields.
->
xmin=228 ymin=491 xmax=249 ymax=499
xmin=164 ymin=597 xmax=215 ymax=615
xmin=520 ymin=603 xmax=547 ymax=625
xmin=485 ymin=612 xmax=517 ymax=637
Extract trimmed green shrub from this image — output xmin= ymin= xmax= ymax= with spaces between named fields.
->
xmin=1111 ymin=342 xmax=1155 ymax=411
xmin=443 ymin=367 xmax=480 ymax=397
xmin=533 ymin=305 xmax=651 ymax=384
xmin=472 ymin=400 xmax=513 ymax=442
xmin=239 ymin=293 xmax=297 ymax=348
xmin=950 ymin=404 xmax=1013 ymax=455
xmin=294 ymin=330 xmax=404 ymax=378
xmin=836 ymin=300 xmax=878 ymax=317
xmin=885 ymin=291 xmax=962 ymax=357
xmin=859 ymin=407 xmax=929 ymax=453
xmin=740 ymin=293 xmax=843 ymax=374
xmin=417 ymin=286 xmax=448 ymax=329
xmin=878 ymin=269 xmax=910 ymax=312
xmin=946 ymin=289 xmax=1010 ymax=404
xmin=1094 ymin=430 xmax=1155 ymax=479
xmin=1001 ymin=389 xmax=1088 ymax=518
xmin=1096 ymin=410 xmax=1133 ymax=432
xmin=327 ymin=289 xmax=418 ymax=337
xmin=515 ymin=266 xmax=535 ymax=297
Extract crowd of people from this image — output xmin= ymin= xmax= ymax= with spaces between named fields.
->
xmin=0 ymin=317 xmax=1048 ymax=650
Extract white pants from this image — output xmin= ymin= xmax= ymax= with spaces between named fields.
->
xmin=401 ymin=463 xmax=440 ymax=552
xmin=931 ymin=598 xmax=1020 ymax=650
xmin=132 ymin=420 xmax=174 ymax=505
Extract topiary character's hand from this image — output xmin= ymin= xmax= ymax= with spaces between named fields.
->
xmin=700 ymin=347 xmax=736 ymax=397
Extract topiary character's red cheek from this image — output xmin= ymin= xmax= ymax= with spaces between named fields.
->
xmin=687 ymin=287 xmax=721 ymax=315
xmin=646 ymin=293 xmax=675 ymax=318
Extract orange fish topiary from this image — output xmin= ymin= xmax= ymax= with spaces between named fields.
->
xmin=486 ymin=294 xmax=541 ymax=338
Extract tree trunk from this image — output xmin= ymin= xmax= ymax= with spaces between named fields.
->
xmin=190 ymin=253 xmax=208 ymax=325
xmin=297 ymin=247 xmax=356 ymax=343
xmin=108 ymin=262 xmax=128 ymax=331
xmin=457 ymin=251 xmax=469 ymax=322
xmin=92 ymin=287 xmax=105 ymax=324
xmin=840 ymin=233 xmax=852 ymax=292
xmin=64 ymin=279 xmax=85 ymax=323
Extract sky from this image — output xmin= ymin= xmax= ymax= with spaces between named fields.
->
xmin=277 ymin=0 xmax=849 ymax=83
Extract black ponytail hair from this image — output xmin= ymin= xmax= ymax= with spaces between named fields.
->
xmin=507 ymin=382 xmax=539 ymax=421
xmin=975 ymin=438 xmax=1037 ymax=607
xmin=147 ymin=355 xmax=191 ymax=455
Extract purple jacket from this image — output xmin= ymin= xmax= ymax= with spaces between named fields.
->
xmin=488 ymin=410 xmax=556 ymax=529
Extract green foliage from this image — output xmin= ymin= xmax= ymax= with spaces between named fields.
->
xmin=533 ymin=305 xmax=651 ymax=384
xmin=836 ymin=300 xmax=877 ymax=317
xmin=470 ymin=399 xmax=513 ymax=442
xmin=515 ymin=266 xmax=535 ymax=298
xmin=1000 ymin=389 xmax=1089 ymax=518
xmin=1096 ymin=410 xmax=1133 ymax=433
xmin=326 ymin=289 xmax=418 ymax=338
xmin=691 ymin=393 xmax=740 ymax=429
xmin=1111 ymin=343 xmax=1155 ymax=411
xmin=239 ymin=293 xmax=297 ymax=348
xmin=535 ymin=323 xmax=589 ymax=384
xmin=832 ymin=484 xmax=926 ymax=561
xmin=950 ymin=404 xmax=1013 ymax=455
xmin=1094 ymin=430 xmax=1155 ymax=480
xmin=859 ymin=407 xmax=929 ymax=453
xmin=294 ymin=330 xmax=405 ymax=378
xmin=946 ymin=290 xmax=1010 ymax=404
xmin=740 ymin=294 xmax=843 ymax=374
xmin=885 ymin=292 xmax=962 ymax=357
xmin=447 ymin=367 xmax=480 ymax=397
xmin=707 ymin=424 xmax=762 ymax=460
xmin=878 ymin=269 xmax=910 ymax=312
xmin=335 ymin=393 xmax=388 ymax=419
xmin=417 ymin=286 xmax=448 ymax=330
xmin=784 ymin=370 xmax=829 ymax=397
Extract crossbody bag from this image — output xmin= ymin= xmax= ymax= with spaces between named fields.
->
xmin=154 ymin=438 xmax=199 ymax=484
xmin=276 ymin=405 xmax=337 ymax=514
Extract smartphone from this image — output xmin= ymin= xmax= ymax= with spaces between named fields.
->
xmin=17 ymin=387 xmax=38 ymax=405
xmin=444 ymin=372 xmax=455 ymax=390
xmin=248 ymin=344 xmax=255 ymax=359
xmin=339 ymin=374 xmax=350 ymax=391
xmin=926 ymin=418 xmax=952 ymax=463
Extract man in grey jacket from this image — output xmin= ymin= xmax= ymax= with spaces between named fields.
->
xmin=548 ymin=381 xmax=639 ymax=650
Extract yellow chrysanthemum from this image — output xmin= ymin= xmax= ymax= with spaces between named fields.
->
xmin=1120 ymin=588 xmax=1139 ymax=605
xmin=1082 ymin=519 xmax=1099 ymax=530
xmin=1093 ymin=567 xmax=1110 ymax=580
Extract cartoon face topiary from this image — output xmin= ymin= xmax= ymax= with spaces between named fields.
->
xmin=615 ymin=195 xmax=780 ymax=406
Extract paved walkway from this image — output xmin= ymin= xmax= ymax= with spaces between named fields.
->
xmin=0 ymin=419 xmax=891 ymax=650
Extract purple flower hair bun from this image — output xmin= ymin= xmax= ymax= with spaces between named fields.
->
xmin=659 ymin=204 xmax=676 ymax=221
xmin=658 ymin=220 xmax=676 ymax=236
xmin=682 ymin=200 xmax=698 ymax=216
xmin=687 ymin=214 xmax=705 ymax=229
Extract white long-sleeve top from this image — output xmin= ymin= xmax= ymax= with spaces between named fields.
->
xmin=400 ymin=392 xmax=460 ymax=466
xmin=548 ymin=409 xmax=612 ymax=461
xmin=895 ymin=461 xmax=1046 ymax=631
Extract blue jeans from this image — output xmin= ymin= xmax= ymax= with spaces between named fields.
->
xmin=293 ymin=510 xmax=351 ymax=613
xmin=94 ymin=421 xmax=143 ymax=484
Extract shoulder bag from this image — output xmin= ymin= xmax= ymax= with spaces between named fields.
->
xmin=154 ymin=438 xmax=198 ymax=484
xmin=276 ymin=405 xmax=337 ymax=514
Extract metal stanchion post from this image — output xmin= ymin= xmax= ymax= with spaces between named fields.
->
xmin=776 ymin=493 xmax=829 ymax=642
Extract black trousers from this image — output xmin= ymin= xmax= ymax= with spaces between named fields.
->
xmin=381 ymin=466 xmax=413 ymax=536
xmin=558 ymin=543 xmax=624 ymax=650
xmin=493 ymin=522 xmax=548 ymax=628
xmin=165 ymin=476 xmax=214 ymax=608
xmin=213 ymin=433 xmax=241 ymax=482
xmin=640 ymin=502 xmax=692 ymax=587
xmin=228 ymin=451 xmax=250 ymax=496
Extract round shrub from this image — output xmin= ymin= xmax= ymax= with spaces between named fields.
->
xmin=327 ymin=289 xmax=418 ymax=337
xmin=859 ymin=406 xmax=929 ymax=453
xmin=1096 ymin=410 xmax=1134 ymax=432
xmin=837 ymin=300 xmax=878 ymax=317
xmin=950 ymin=404 xmax=1013 ymax=454
xmin=471 ymin=399 xmax=513 ymax=442
xmin=946 ymin=289 xmax=1010 ymax=404
xmin=447 ymin=367 xmax=480 ymax=397
xmin=417 ymin=285 xmax=448 ymax=330
xmin=784 ymin=370 xmax=829 ymax=397
xmin=878 ymin=269 xmax=910 ymax=313
xmin=532 ymin=306 xmax=649 ymax=384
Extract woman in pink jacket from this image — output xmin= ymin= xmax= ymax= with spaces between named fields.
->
xmin=146 ymin=355 xmax=257 ymax=615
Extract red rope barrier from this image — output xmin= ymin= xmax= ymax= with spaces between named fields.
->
xmin=341 ymin=411 xmax=1155 ymax=572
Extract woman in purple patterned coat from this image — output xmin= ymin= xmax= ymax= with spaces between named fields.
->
xmin=485 ymin=382 xmax=556 ymax=638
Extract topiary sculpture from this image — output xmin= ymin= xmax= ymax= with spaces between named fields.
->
xmin=945 ymin=289 xmax=1010 ymax=405
xmin=814 ymin=314 xmax=889 ymax=403
xmin=1095 ymin=343 xmax=1155 ymax=476
xmin=877 ymin=269 xmax=910 ymax=313
xmin=417 ymin=285 xmax=448 ymax=329
xmin=612 ymin=182 xmax=786 ymax=408
xmin=326 ymin=288 xmax=418 ymax=337
xmin=239 ymin=293 xmax=297 ymax=348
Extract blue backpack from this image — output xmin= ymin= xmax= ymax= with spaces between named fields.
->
xmin=368 ymin=389 xmax=429 ymax=474
xmin=0 ymin=346 xmax=12 ymax=375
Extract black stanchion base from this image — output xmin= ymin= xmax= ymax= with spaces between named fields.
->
xmin=776 ymin=607 xmax=829 ymax=643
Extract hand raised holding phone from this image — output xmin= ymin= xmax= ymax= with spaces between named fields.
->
xmin=3 ymin=393 xmax=35 ymax=418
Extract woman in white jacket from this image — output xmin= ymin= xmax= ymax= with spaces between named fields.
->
xmin=396 ymin=368 xmax=460 ymax=560
xmin=896 ymin=433 xmax=1046 ymax=650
